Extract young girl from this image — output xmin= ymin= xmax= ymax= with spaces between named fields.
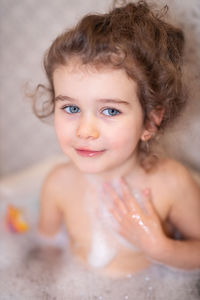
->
xmin=35 ymin=0 xmax=200 ymax=277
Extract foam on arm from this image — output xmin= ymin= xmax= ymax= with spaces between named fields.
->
xmin=36 ymin=226 xmax=68 ymax=249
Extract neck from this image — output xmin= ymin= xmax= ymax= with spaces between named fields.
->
xmin=83 ymin=152 xmax=141 ymax=185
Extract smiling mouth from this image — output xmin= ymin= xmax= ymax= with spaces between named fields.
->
xmin=75 ymin=148 xmax=106 ymax=157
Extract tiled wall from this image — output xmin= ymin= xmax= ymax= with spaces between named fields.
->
xmin=0 ymin=0 xmax=200 ymax=177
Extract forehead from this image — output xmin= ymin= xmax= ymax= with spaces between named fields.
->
xmin=53 ymin=59 xmax=138 ymax=99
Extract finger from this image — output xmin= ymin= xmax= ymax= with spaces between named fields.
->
xmin=120 ymin=178 xmax=140 ymax=213
xmin=104 ymin=182 xmax=128 ymax=214
xmin=109 ymin=206 xmax=123 ymax=224
xmin=109 ymin=207 xmax=131 ymax=237
xmin=108 ymin=211 xmax=137 ymax=245
xmin=142 ymin=188 xmax=157 ymax=216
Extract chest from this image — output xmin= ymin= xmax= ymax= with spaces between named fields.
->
xmin=59 ymin=178 xmax=172 ymax=268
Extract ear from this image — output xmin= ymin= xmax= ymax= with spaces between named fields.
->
xmin=150 ymin=107 xmax=165 ymax=127
xmin=141 ymin=107 xmax=165 ymax=141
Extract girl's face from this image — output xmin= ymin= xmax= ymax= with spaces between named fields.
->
xmin=53 ymin=61 xmax=145 ymax=175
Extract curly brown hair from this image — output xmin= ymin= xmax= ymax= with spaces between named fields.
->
xmin=33 ymin=0 xmax=186 ymax=169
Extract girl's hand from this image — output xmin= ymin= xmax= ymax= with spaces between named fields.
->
xmin=104 ymin=178 xmax=166 ymax=257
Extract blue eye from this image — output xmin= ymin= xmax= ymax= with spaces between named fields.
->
xmin=63 ymin=105 xmax=80 ymax=114
xmin=102 ymin=108 xmax=120 ymax=116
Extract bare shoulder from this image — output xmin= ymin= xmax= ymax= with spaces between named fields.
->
xmin=153 ymin=157 xmax=199 ymax=189
xmin=149 ymin=157 xmax=200 ymax=213
xmin=42 ymin=160 xmax=77 ymax=198
xmin=41 ymin=160 xmax=80 ymax=203
xmin=159 ymin=157 xmax=200 ymax=200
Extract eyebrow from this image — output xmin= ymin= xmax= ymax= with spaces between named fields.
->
xmin=54 ymin=95 xmax=130 ymax=105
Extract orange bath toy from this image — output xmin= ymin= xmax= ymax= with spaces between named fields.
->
xmin=5 ymin=204 xmax=29 ymax=233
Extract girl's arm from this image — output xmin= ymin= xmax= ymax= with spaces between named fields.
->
xmin=153 ymin=166 xmax=200 ymax=269
xmin=152 ymin=238 xmax=200 ymax=269
xmin=38 ymin=169 xmax=63 ymax=237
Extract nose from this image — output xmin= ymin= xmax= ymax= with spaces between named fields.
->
xmin=76 ymin=114 xmax=100 ymax=140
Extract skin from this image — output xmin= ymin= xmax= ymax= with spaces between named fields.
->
xmin=38 ymin=60 xmax=200 ymax=277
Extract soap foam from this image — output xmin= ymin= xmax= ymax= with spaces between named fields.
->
xmin=87 ymin=224 xmax=116 ymax=268
xmin=84 ymin=177 xmax=148 ymax=268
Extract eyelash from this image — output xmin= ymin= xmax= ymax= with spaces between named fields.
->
xmin=61 ymin=105 xmax=121 ymax=117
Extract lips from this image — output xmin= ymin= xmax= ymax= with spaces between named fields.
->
xmin=75 ymin=148 xmax=105 ymax=157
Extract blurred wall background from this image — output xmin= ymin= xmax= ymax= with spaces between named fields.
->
xmin=0 ymin=0 xmax=200 ymax=177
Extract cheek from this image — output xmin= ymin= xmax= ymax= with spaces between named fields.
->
xmin=108 ymin=119 xmax=143 ymax=149
xmin=54 ymin=116 xmax=72 ymax=145
xmin=109 ymin=131 xmax=137 ymax=150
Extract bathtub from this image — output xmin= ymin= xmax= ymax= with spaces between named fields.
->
xmin=0 ymin=155 xmax=200 ymax=300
